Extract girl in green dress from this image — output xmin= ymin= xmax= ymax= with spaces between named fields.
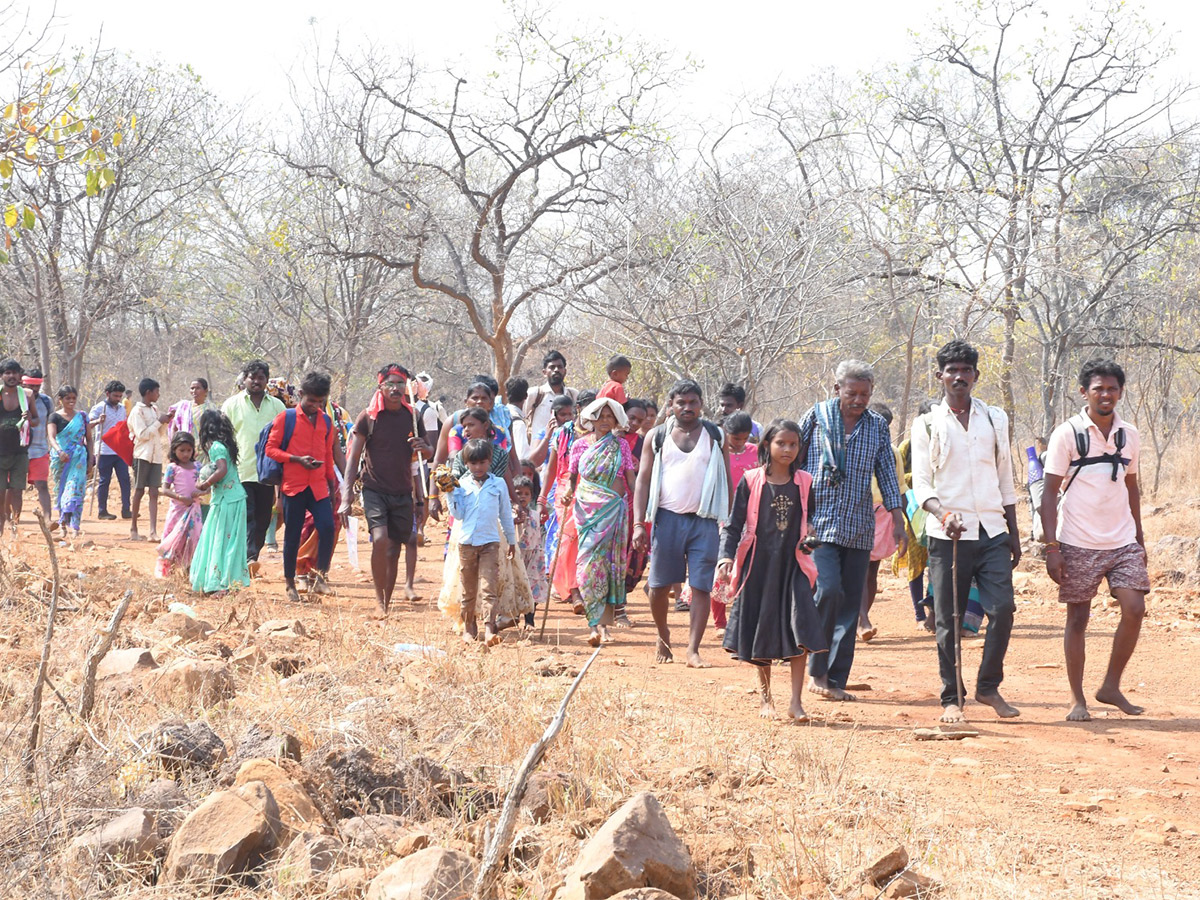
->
xmin=191 ymin=410 xmax=250 ymax=594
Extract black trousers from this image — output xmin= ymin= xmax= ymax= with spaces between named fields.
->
xmin=243 ymin=481 xmax=277 ymax=563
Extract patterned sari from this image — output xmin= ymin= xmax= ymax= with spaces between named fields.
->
xmin=573 ymin=433 xmax=629 ymax=627
xmin=543 ymin=421 xmax=579 ymax=578
xmin=51 ymin=412 xmax=89 ymax=529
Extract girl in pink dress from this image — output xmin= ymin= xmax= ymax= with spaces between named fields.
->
xmin=157 ymin=433 xmax=203 ymax=578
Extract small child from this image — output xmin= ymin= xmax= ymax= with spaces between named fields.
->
xmin=681 ymin=412 xmax=758 ymax=629
xmin=597 ymin=354 xmax=632 ymax=406
xmin=715 ymin=419 xmax=828 ymax=722
xmin=514 ymin=474 xmax=547 ymax=628
xmin=445 ymin=439 xmax=517 ymax=645
xmin=128 ymin=377 xmax=171 ymax=541
xmin=157 ymin=432 xmax=203 ymax=578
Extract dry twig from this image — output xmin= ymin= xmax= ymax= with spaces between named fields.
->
xmin=23 ymin=510 xmax=61 ymax=776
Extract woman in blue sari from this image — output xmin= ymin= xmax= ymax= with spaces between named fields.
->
xmin=47 ymin=385 xmax=93 ymax=536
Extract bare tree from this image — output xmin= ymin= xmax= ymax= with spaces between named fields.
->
xmin=284 ymin=8 xmax=681 ymax=386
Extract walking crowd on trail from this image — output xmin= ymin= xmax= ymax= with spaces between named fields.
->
xmin=0 ymin=343 xmax=1151 ymax=724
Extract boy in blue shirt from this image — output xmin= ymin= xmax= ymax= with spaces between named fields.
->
xmin=446 ymin=439 xmax=516 ymax=646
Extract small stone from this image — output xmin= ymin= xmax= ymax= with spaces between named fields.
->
xmin=1058 ymin=786 xmax=1069 ymax=794
xmin=522 ymin=772 xmax=590 ymax=824
xmin=97 ymin=647 xmax=157 ymax=678
xmin=235 ymin=758 xmax=326 ymax=836
xmin=883 ymin=870 xmax=941 ymax=898
xmin=340 ymin=814 xmax=411 ymax=850
xmin=1135 ymin=830 xmax=1169 ymax=846
xmin=1164 ymin=823 xmax=1179 ymax=833
xmin=130 ymin=778 xmax=189 ymax=836
xmin=392 ymin=830 xmax=433 ymax=858
xmin=230 ymin=645 xmax=267 ymax=671
xmin=154 ymin=611 xmax=213 ymax=641
xmin=276 ymin=832 xmax=343 ymax=889
xmin=69 ymin=807 xmax=159 ymax=867
xmin=857 ymin=845 xmax=909 ymax=887
xmin=148 ymin=658 xmax=236 ymax=708
xmin=327 ymin=866 xmax=371 ymax=898
xmin=366 ymin=847 xmax=476 ymax=900
xmin=258 ymin=619 xmax=308 ymax=638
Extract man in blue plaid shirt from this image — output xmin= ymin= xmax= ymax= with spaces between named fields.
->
xmin=799 ymin=360 xmax=906 ymax=701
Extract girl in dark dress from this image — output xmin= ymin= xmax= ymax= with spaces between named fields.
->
xmin=715 ymin=419 xmax=828 ymax=722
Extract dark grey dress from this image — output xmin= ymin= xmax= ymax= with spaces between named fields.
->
xmin=720 ymin=478 xmax=828 ymax=665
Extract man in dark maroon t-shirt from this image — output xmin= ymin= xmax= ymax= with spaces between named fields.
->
xmin=340 ymin=364 xmax=432 ymax=616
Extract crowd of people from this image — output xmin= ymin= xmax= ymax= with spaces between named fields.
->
xmin=0 ymin=341 xmax=1149 ymax=724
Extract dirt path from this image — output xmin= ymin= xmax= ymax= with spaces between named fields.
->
xmin=5 ymin=506 xmax=1200 ymax=899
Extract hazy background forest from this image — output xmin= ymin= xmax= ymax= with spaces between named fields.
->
xmin=3 ymin=0 xmax=1200 ymax=493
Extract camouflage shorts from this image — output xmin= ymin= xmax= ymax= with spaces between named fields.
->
xmin=1058 ymin=542 xmax=1150 ymax=604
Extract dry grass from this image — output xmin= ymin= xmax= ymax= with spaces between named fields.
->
xmin=0 ymin=497 xmax=1198 ymax=900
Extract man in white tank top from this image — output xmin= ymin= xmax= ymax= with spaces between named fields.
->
xmin=633 ymin=379 xmax=732 ymax=668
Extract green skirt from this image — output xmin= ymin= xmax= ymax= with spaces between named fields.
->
xmin=190 ymin=495 xmax=251 ymax=593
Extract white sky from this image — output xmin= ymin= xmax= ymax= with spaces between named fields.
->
xmin=33 ymin=0 xmax=1200 ymax=122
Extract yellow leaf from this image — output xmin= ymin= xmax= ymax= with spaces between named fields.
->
xmin=112 ymin=131 xmax=123 ymax=147
xmin=4 ymin=206 xmax=17 ymax=228
xmin=0 ymin=159 xmax=11 ymax=178
xmin=130 ymin=114 xmax=137 ymax=129
xmin=23 ymin=134 xmax=36 ymax=158
xmin=90 ymin=127 xmax=100 ymax=144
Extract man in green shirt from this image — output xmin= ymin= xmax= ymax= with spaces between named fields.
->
xmin=221 ymin=360 xmax=285 ymax=576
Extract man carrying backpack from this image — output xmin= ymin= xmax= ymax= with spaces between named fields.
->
xmin=632 ymin=379 xmax=731 ymax=668
xmin=265 ymin=371 xmax=347 ymax=604
xmin=912 ymin=340 xmax=1021 ymax=724
xmin=1040 ymin=358 xmax=1147 ymax=723
xmin=222 ymin=360 xmax=286 ymax=576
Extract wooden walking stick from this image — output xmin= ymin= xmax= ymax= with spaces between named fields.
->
xmin=952 ymin=537 xmax=965 ymax=715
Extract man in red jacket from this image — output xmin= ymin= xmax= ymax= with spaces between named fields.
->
xmin=266 ymin=371 xmax=347 ymax=603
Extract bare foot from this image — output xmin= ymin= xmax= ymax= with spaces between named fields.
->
xmin=571 ymin=602 xmax=585 ymax=616
xmin=686 ymin=651 xmax=712 ymax=669
xmin=787 ymin=702 xmax=809 ymax=724
xmin=820 ymin=686 xmax=857 ymax=702
xmin=587 ymin=629 xmax=602 ymax=648
xmin=655 ymin=638 xmax=674 ymax=664
xmin=759 ymin=696 xmax=774 ymax=718
xmin=600 ymin=626 xmax=614 ymax=643
xmin=248 ymin=560 xmax=262 ymax=579
xmin=920 ymin=617 xmax=935 ymax=634
xmin=405 ymin=586 xmax=421 ymax=602
xmin=1095 ymin=687 xmax=1144 ymax=715
xmin=807 ymin=677 xmax=833 ymax=698
xmin=858 ymin=625 xmax=877 ymax=643
xmin=975 ymin=690 xmax=1021 ymax=718
xmin=462 ymin=630 xmax=475 ymax=645
xmin=614 ymin=613 xmax=633 ymax=628
xmin=940 ymin=704 xmax=965 ymax=724
xmin=484 ymin=628 xmax=501 ymax=647
xmin=1066 ymin=702 xmax=1092 ymax=722
xmin=128 ymin=532 xmax=145 ymax=542
xmin=148 ymin=532 xmax=159 ymax=542
xmin=285 ymin=585 xmax=302 ymax=604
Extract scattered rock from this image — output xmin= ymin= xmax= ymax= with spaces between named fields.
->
xmin=149 ymin=658 xmax=236 ymax=708
xmin=271 ymin=655 xmax=305 ymax=677
xmin=367 ymin=847 xmax=476 ymax=900
xmin=523 ymin=772 xmax=591 ymax=824
xmin=327 ymin=866 xmax=372 ymax=898
xmin=230 ymin=645 xmax=267 ymax=671
xmin=161 ymin=780 xmax=282 ymax=885
xmin=340 ymin=814 xmax=412 ymax=850
xmin=235 ymin=758 xmax=327 ymax=836
xmin=259 ymin=619 xmax=308 ymax=639
xmin=130 ymin=778 xmax=190 ymax=836
xmin=1135 ymin=830 xmax=1170 ymax=846
xmin=858 ymin=845 xmax=909 ymax=887
xmin=140 ymin=720 xmax=227 ymax=774
xmin=605 ymin=891 xmax=679 ymax=900
xmin=393 ymin=830 xmax=433 ymax=858
xmin=97 ymin=647 xmax=157 ymax=678
xmin=557 ymin=792 xmax=696 ymax=900
xmin=883 ymin=870 xmax=941 ymax=898
xmin=913 ymin=728 xmax=978 ymax=742
xmin=312 ymin=746 xmax=408 ymax=817
xmin=154 ymin=611 xmax=213 ymax=641
xmin=531 ymin=656 xmax=578 ymax=678
xmin=69 ymin=807 xmax=160 ymax=868
xmin=276 ymin=832 xmax=343 ymax=890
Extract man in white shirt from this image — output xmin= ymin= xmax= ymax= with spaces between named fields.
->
xmin=911 ymin=340 xmax=1021 ymax=724
xmin=505 ymin=376 xmax=530 ymax=461
xmin=524 ymin=350 xmax=577 ymax=445
xmin=1039 ymin=358 xmax=1147 ymax=723
xmin=128 ymin=377 xmax=171 ymax=541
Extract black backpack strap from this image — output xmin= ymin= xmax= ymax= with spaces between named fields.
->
xmin=1065 ymin=420 xmax=1129 ymax=489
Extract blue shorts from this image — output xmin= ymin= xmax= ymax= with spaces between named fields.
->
xmin=648 ymin=508 xmax=719 ymax=592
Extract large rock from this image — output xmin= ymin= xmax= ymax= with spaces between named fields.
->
xmin=557 ymin=792 xmax=696 ymax=900
xmin=275 ymin=832 xmax=343 ymax=890
xmin=97 ymin=647 xmax=157 ymax=679
xmin=310 ymin=746 xmax=407 ymax=817
xmin=140 ymin=720 xmax=227 ymax=774
xmin=69 ymin=807 xmax=160 ymax=867
xmin=154 ymin=611 xmax=213 ymax=641
xmin=149 ymin=658 xmax=235 ymax=708
xmin=234 ymin=758 xmax=326 ymax=835
xmin=328 ymin=867 xmax=371 ymax=898
xmin=858 ymin=845 xmax=909 ymax=887
xmin=366 ymin=847 xmax=476 ymax=900
xmin=161 ymin=780 xmax=282 ymax=885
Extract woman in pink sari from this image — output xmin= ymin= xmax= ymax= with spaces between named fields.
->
xmin=561 ymin=398 xmax=636 ymax=646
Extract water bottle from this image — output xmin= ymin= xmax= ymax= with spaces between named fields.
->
xmin=1026 ymin=446 xmax=1044 ymax=483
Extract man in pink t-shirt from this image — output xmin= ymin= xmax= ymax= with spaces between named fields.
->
xmin=1040 ymin=358 xmax=1148 ymax=724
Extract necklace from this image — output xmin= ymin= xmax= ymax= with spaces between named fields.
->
xmin=948 ymin=403 xmax=970 ymax=415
